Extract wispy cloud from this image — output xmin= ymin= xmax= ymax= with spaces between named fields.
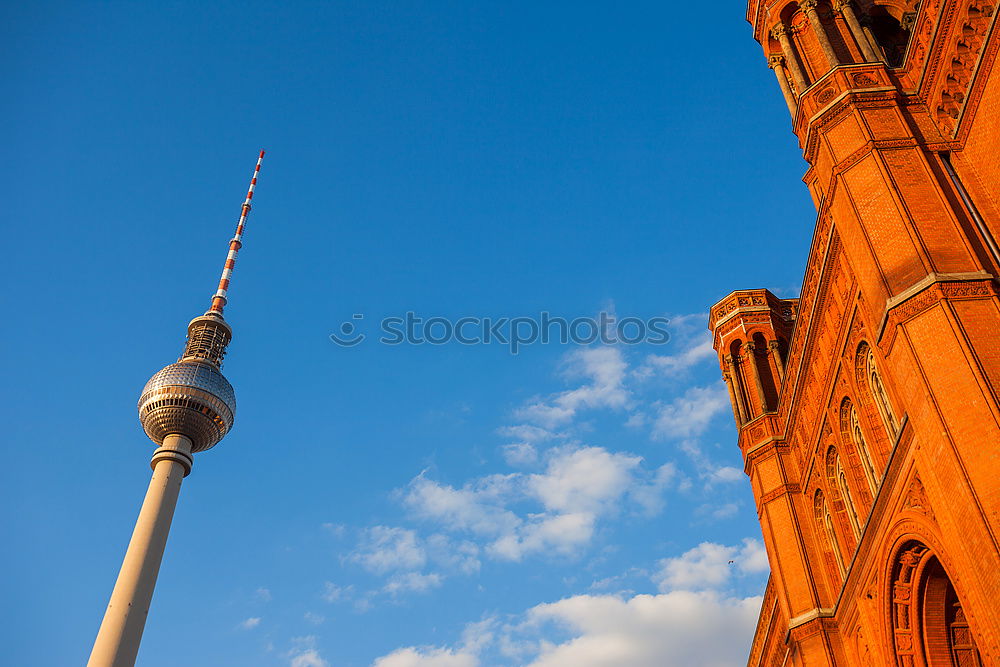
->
xmin=288 ymin=636 xmax=328 ymax=667
xmin=321 ymin=582 xmax=352 ymax=603
xmin=239 ymin=617 xmax=261 ymax=630
xmin=634 ymin=313 xmax=715 ymax=380
xmin=350 ymin=526 xmax=427 ymax=575
xmin=651 ymin=384 xmax=730 ymax=440
xmin=401 ymin=445 xmax=675 ymax=563
xmin=515 ymin=347 xmax=629 ymax=429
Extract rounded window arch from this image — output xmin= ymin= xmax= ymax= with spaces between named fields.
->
xmin=751 ymin=331 xmax=779 ymax=411
xmin=826 ymin=445 xmax=862 ymax=539
xmin=841 ymin=396 xmax=880 ymax=496
xmin=867 ymin=4 xmax=913 ymax=66
xmin=728 ymin=339 xmax=752 ymax=423
xmin=857 ymin=341 xmax=899 ymax=439
xmin=889 ymin=541 xmax=984 ymax=666
xmin=814 ymin=489 xmax=846 ymax=578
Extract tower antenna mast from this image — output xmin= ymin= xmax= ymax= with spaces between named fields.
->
xmin=88 ymin=151 xmax=266 ymax=667
xmin=211 ymin=149 xmax=265 ymax=315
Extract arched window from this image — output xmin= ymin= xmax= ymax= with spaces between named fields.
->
xmin=841 ymin=397 xmax=880 ymax=496
xmin=864 ymin=344 xmax=898 ymax=438
xmin=752 ymin=332 xmax=779 ymax=411
xmin=890 ymin=542 xmax=984 ymax=666
xmin=727 ymin=340 xmax=753 ymax=423
xmin=814 ymin=489 xmax=846 ymax=578
xmin=867 ymin=5 xmax=912 ymax=66
xmin=831 ymin=450 xmax=862 ymax=538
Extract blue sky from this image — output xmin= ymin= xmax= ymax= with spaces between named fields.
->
xmin=2 ymin=2 xmax=816 ymax=665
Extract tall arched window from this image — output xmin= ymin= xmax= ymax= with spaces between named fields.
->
xmin=814 ymin=489 xmax=846 ymax=578
xmin=841 ymin=397 xmax=880 ymax=497
xmin=864 ymin=344 xmax=899 ymax=438
xmin=830 ymin=449 xmax=862 ymax=538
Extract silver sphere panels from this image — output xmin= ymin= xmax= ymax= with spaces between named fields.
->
xmin=138 ymin=361 xmax=236 ymax=452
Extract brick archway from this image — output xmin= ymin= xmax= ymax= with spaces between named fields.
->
xmin=890 ymin=541 xmax=983 ymax=667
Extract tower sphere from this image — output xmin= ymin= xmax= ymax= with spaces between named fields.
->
xmin=137 ymin=361 xmax=236 ymax=452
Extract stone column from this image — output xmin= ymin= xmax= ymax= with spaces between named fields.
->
xmin=858 ymin=12 xmax=885 ymax=62
xmin=834 ymin=0 xmax=880 ymax=62
xmin=744 ymin=341 xmax=770 ymax=413
xmin=801 ymin=0 xmax=840 ymax=69
xmin=88 ymin=435 xmax=194 ymax=667
xmin=771 ymin=24 xmax=809 ymax=93
xmin=768 ymin=339 xmax=786 ymax=382
xmin=725 ymin=354 xmax=751 ymax=423
xmin=768 ymin=55 xmax=799 ymax=114
xmin=723 ymin=371 xmax=745 ymax=428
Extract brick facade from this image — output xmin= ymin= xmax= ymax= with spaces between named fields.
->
xmin=715 ymin=1 xmax=1000 ymax=664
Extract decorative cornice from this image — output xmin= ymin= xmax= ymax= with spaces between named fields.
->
xmin=876 ymin=273 xmax=998 ymax=347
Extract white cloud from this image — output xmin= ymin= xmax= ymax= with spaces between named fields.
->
xmin=255 ymin=587 xmax=272 ymax=602
xmin=371 ymin=619 xmax=495 ymax=667
xmin=426 ymin=534 xmax=481 ymax=575
xmin=501 ymin=442 xmax=539 ymax=467
xmin=373 ymin=591 xmax=760 ymax=667
xmin=488 ymin=512 xmax=596 ymax=561
xmin=321 ymin=581 xmax=352 ymax=603
xmin=289 ymin=636 xmax=328 ymax=667
xmin=291 ymin=649 xmax=329 ymax=667
xmin=708 ymin=502 xmax=740 ymax=520
xmin=528 ymin=446 xmax=641 ymax=516
xmin=498 ymin=425 xmax=554 ymax=443
xmin=522 ymin=591 xmax=761 ymax=667
xmin=626 ymin=463 xmax=677 ymax=515
xmin=383 ymin=571 xmax=443 ymax=595
xmin=635 ymin=337 xmax=715 ymax=381
xmin=350 ymin=526 xmax=427 ymax=575
xmin=706 ymin=466 xmax=743 ymax=485
xmin=516 ymin=347 xmax=629 ymax=428
xmin=403 ymin=446 xmax=673 ymax=562
xmin=239 ymin=617 xmax=261 ymax=630
xmin=403 ymin=474 xmax=521 ymax=537
xmin=653 ymin=539 xmax=769 ymax=592
xmin=652 ymin=384 xmax=729 ymax=440
xmin=304 ymin=612 xmax=325 ymax=625
xmin=373 ymin=646 xmax=478 ymax=667
xmin=738 ymin=538 xmax=769 ymax=574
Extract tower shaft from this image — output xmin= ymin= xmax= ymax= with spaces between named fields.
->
xmin=88 ymin=435 xmax=193 ymax=667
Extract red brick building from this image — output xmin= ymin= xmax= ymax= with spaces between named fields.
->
xmin=711 ymin=1 xmax=1000 ymax=664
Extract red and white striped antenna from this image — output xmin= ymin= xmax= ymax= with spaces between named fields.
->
xmin=209 ymin=150 xmax=265 ymax=315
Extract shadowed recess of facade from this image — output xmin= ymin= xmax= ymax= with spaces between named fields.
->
xmin=715 ymin=0 xmax=1000 ymax=665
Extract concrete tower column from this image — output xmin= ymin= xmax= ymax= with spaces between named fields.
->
xmin=834 ymin=0 xmax=880 ymax=62
xmin=768 ymin=55 xmax=799 ymax=114
xmin=771 ymin=25 xmax=809 ymax=93
xmin=88 ymin=435 xmax=194 ymax=667
xmin=801 ymin=0 xmax=840 ymax=69
xmin=87 ymin=150 xmax=265 ymax=666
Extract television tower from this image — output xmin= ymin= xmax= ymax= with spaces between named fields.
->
xmin=88 ymin=151 xmax=266 ymax=667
